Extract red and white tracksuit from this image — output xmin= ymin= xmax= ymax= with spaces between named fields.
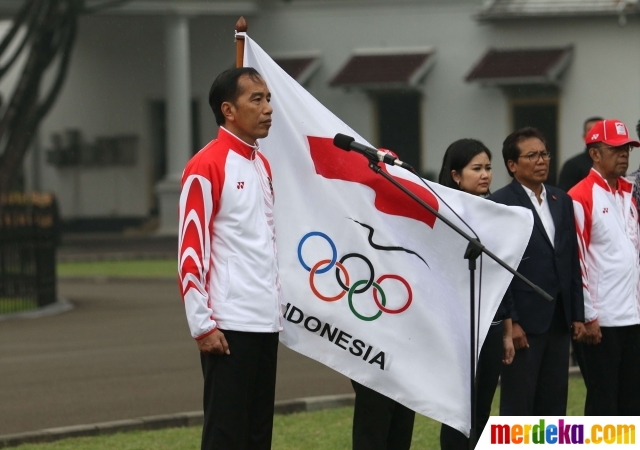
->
xmin=178 ymin=127 xmax=282 ymax=339
xmin=569 ymin=169 xmax=640 ymax=326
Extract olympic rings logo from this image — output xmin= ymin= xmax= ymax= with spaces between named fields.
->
xmin=297 ymin=231 xmax=413 ymax=321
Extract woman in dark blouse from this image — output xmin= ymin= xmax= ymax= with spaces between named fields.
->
xmin=438 ymin=139 xmax=514 ymax=450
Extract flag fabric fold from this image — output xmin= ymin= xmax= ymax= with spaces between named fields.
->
xmin=244 ymin=36 xmax=533 ymax=434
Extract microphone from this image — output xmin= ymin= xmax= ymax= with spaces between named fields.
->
xmin=333 ymin=133 xmax=414 ymax=171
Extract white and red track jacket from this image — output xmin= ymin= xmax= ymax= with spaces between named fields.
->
xmin=569 ymin=169 xmax=640 ymax=327
xmin=178 ymin=127 xmax=282 ymax=340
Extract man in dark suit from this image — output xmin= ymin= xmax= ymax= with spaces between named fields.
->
xmin=557 ymin=116 xmax=602 ymax=191
xmin=490 ymin=127 xmax=586 ymax=415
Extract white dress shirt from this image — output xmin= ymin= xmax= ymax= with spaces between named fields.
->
xmin=521 ymin=184 xmax=555 ymax=247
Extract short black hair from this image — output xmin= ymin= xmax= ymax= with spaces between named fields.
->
xmin=586 ymin=141 xmax=602 ymax=161
xmin=438 ymin=139 xmax=492 ymax=191
xmin=208 ymin=67 xmax=263 ymax=126
xmin=583 ymin=116 xmax=603 ymax=133
xmin=502 ymin=127 xmax=547 ymax=177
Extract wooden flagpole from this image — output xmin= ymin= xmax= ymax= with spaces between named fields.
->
xmin=235 ymin=16 xmax=247 ymax=68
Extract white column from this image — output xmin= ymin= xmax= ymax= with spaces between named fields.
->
xmin=156 ymin=14 xmax=192 ymax=235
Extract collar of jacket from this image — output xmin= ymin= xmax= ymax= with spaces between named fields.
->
xmin=587 ymin=167 xmax=632 ymax=195
xmin=217 ymin=126 xmax=259 ymax=160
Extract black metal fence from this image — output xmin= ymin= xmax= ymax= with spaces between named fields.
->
xmin=0 ymin=192 xmax=59 ymax=315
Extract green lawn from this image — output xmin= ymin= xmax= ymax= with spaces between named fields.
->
xmin=57 ymin=259 xmax=177 ymax=278
xmin=13 ymin=378 xmax=587 ymax=449
xmin=0 ymin=260 xmax=177 ymax=315
xmin=0 ymin=298 xmax=37 ymax=315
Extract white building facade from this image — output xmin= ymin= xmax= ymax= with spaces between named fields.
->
xmin=4 ymin=0 xmax=639 ymax=232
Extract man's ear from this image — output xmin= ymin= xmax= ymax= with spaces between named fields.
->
xmin=588 ymin=146 xmax=601 ymax=163
xmin=506 ymin=160 xmax=518 ymax=176
xmin=221 ymin=101 xmax=235 ymax=123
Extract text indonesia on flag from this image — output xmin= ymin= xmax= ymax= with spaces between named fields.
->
xmin=243 ymin=35 xmax=533 ymax=434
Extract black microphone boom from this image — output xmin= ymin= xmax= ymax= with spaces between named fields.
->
xmin=333 ymin=133 xmax=414 ymax=171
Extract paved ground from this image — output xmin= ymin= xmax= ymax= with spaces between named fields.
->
xmin=0 ymin=279 xmax=352 ymax=436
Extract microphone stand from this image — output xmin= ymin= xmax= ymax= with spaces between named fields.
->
xmin=362 ymin=157 xmax=552 ymax=450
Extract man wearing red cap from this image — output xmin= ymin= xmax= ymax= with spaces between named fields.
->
xmin=568 ymin=119 xmax=640 ymax=415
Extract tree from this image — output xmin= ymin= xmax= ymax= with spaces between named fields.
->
xmin=0 ymin=0 xmax=131 ymax=193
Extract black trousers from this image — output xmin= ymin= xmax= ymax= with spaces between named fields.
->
xmin=351 ymin=380 xmax=415 ymax=450
xmin=581 ymin=325 xmax=640 ymax=415
xmin=440 ymin=323 xmax=503 ymax=450
xmin=500 ymin=307 xmax=570 ymax=415
xmin=200 ymin=330 xmax=279 ymax=450
xmin=572 ymin=340 xmax=588 ymax=387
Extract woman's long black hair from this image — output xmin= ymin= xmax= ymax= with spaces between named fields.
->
xmin=438 ymin=138 xmax=492 ymax=191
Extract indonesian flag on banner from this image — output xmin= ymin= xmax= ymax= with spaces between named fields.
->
xmin=244 ymin=36 xmax=533 ymax=434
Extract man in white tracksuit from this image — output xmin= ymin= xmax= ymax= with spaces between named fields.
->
xmin=178 ymin=67 xmax=282 ymax=449
xmin=569 ymin=119 xmax=640 ymax=415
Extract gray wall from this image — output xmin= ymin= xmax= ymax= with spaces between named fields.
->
xmin=26 ymin=2 xmax=640 ymax=219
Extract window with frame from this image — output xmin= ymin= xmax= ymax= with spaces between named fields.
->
xmin=510 ymin=96 xmax=559 ymax=185
xmin=373 ymin=91 xmax=422 ymax=173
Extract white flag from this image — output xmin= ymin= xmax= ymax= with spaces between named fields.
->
xmin=244 ymin=36 xmax=533 ymax=434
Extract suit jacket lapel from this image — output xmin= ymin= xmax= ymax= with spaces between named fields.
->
xmin=509 ymin=180 xmax=554 ymax=249
xmin=546 ymin=187 xmax=562 ymax=247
